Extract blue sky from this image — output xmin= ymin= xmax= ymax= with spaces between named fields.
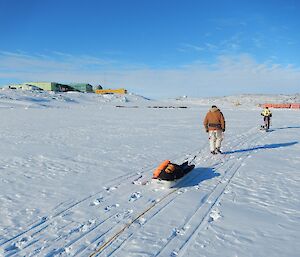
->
xmin=0 ymin=0 xmax=299 ymax=98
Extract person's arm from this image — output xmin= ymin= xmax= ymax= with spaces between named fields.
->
xmin=220 ymin=112 xmax=225 ymax=132
xmin=203 ymin=113 xmax=209 ymax=132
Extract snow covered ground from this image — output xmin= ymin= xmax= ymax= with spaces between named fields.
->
xmin=0 ymin=89 xmax=299 ymax=257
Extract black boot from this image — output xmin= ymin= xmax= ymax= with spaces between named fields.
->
xmin=216 ymin=148 xmax=222 ymax=154
xmin=211 ymin=150 xmax=216 ymax=155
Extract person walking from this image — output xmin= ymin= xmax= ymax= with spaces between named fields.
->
xmin=261 ymin=106 xmax=272 ymax=131
xmin=203 ymin=105 xmax=226 ymax=154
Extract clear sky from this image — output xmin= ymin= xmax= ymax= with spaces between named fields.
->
xmin=0 ymin=0 xmax=299 ymax=98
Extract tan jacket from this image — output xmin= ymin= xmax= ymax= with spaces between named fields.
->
xmin=203 ymin=107 xmax=225 ymax=131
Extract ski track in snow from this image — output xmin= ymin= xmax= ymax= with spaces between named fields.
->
xmin=0 ymin=144 xmax=203 ymax=256
xmin=95 ymin=127 xmax=269 ymax=257
xmin=0 ymin=125 xmax=269 ymax=257
xmin=155 ymin=135 xmax=266 ymax=257
xmin=2 ymin=93 xmax=299 ymax=256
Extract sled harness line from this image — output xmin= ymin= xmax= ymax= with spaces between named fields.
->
xmin=189 ymin=154 xmax=197 ymax=164
xmin=89 ymin=187 xmax=180 ymax=257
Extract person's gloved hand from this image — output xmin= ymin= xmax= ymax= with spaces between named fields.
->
xmin=206 ymin=129 xmax=209 ymax=133
xmin=222 ymin=129 xmax=225 ymax=132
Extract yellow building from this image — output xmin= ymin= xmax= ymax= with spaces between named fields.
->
xmin=95 ymin=88 xmax=127 ymax=94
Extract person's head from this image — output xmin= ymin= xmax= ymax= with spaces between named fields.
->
xmin=210 ymin=105 xmax=219 ymax=112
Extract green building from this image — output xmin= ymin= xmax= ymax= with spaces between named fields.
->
xmin=26 ymin=82 xmax=61 ymax=91
xmin=7 ymin=83 xmax=42 ymax=90
xmin=69 ymin=83 xmax=94 ymax=92
xmin=8 ymin=82 xmax=94 ymax=92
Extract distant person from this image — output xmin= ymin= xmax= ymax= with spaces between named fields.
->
xmin=203 ymin=105 xmax=226 ymax=154
xmin=261 ymin=106 xmax=272 ymax=131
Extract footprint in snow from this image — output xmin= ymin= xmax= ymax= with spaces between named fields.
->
xmin=70 ymin=219 xmax=96 ymax=234
xmin=43 ymin=247 xmax=65 ymax=257
xmin=7 ymin=237 xmax=29 ymax=251
xmin=208 ymin=209 xmax=222 ymax=222
xmin=129 ymin=192 xmax=142 ymax=202
xmin=224 ymin=189 xmax=230 ymax=194
xmin=90 ymin=196 xmax=104 ymax=206
xmin=104 ymin=203 xmax=120 ymax=211
xmin=104 ymin=186 xmax=117 ymax=193
xmin=171 ymin=251 xmax=178 ymax=256
xmin=80 ymin=219 xmax=96 ymax=232
xmin=115 ymin=209 xmax=133 ymax=221
xmin=177 ymin=189 xmax=187 ymax=195
xmin=136 ymin=217 xmax=146 ymax=225
xmin=172 ymin=225 xmax=190 ymax=236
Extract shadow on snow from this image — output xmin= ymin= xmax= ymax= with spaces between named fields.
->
xmin=223 ymin=141 xmax=298 ymax=155
xmin=172 ymin=140 xmax=298 ymax=189
xmin=173 ymin=167 xmax=220 ymax=188
xmin=274 ymin=126 xmax=300 ymax=130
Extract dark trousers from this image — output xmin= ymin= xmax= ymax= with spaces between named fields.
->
xmin=264 ymin=116 xmax=270 ymax=129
